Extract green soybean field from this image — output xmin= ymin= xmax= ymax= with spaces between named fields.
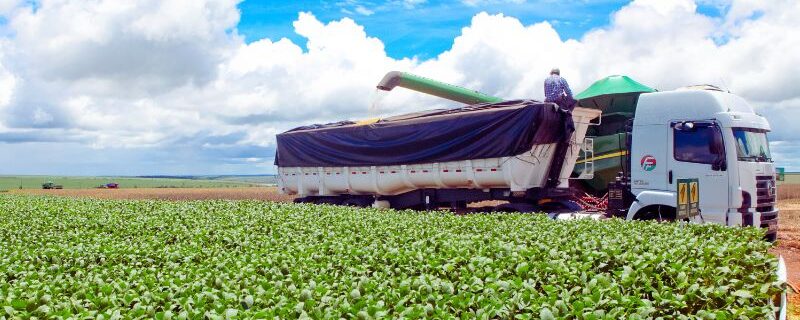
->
xmin=0 ymin=195 xmax=784 ymax=319
xmin=0 ymin=176 xmax=263 ymax=190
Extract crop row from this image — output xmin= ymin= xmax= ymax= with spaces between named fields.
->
xmin=0 ymin=195 xmax=783 ymax=319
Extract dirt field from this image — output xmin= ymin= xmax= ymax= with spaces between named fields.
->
xmin=771 ymin=196 xmax=800 ymax=316
xmin=781 ymin=184 xmax=800 ymax=201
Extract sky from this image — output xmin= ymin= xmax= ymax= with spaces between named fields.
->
xmin=0 ymin=0 xmax=797 ymax=175
xmin=236 ymin=0 xmax=727 ymax=59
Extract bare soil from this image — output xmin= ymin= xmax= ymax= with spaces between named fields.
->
xmin=770 ymin=197 xmax=800 ymax=315
xmin=781 ymin=185 xmax=800 ymax=201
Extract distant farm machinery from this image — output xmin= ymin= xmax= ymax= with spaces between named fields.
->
xmin=41 ymin=181 xmax=63 ymax=189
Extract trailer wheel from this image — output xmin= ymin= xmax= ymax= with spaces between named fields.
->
xmin=342 ymin=198 xmax=373 ymax=208
xmin=493 ymin=203 xmax=537 ymax=213
xmin=314 ymin=197 xmax=344 ymax=205
xmin=295 ymin=196 xmax=345 ymax=205
xmin=538 ymin=200 xmax=582 ymax=214
xmin=634 ymin=205 xmax=676 ymax=222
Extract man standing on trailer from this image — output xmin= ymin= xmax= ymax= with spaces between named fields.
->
xmin=544 ymin=68 xmax=576 ymax=111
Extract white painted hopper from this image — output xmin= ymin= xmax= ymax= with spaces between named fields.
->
xmin=278 ymin=107 xmax=600 ymax=197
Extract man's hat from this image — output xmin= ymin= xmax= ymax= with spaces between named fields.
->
xmin=550 ymin=68 xmax=560 ymax=75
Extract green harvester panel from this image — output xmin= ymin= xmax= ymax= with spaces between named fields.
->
xmin=777 ymin=167 xmax=785 ymax=182
xmin=676 ymin=178 xmax=700 ymax=220
xmin=573 ymin=133 xmax=627 ymax=191
xmin=573 ymin=75 xmax=656 ymax=194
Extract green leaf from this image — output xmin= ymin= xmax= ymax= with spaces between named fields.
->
xmin=350 ymin=288 xmax=361 ymax=300
xmin=10 ymin=299 xmax=27 ymax=310
xmin=241 ymin=295 xmax=254 ymax=309
xmin=539 ymin=308 xmax=555 ymax=320
xmin=0 ymin=195 xmax=782 ymax=319
xmin=516 ymin=262 xmax=530 ymax=275
xmin=732 ymin=290 xmax=753 ymax=299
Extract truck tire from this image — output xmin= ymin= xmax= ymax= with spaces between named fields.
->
xmin=634 ymin=205 xmax=676 ymax=222
xmin=294 ymin=197 xmax=344 ymax=205
xmin=342 ymin=197 xmax=373 ymax=208
xmin=493 ymin=203 xmax=538 ymax=213
xmin=538 ymin=200 xmax=582 ymax=214
xmin=315 ymin=197 xmax=344 ymax=205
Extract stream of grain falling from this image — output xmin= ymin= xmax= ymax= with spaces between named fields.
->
xmin=368 ymin=89 xmax=388 ymax=117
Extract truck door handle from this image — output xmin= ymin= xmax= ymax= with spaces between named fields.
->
xmin=668 ymin=170 xmax=673 ymax=184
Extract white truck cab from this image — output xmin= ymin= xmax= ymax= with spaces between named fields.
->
xmin=625 ymin=87 xmax=778 ymax=240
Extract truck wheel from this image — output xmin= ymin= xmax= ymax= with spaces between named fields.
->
xmin=295 ymin=197 xmax=344 ymax=205
xmin=766 ymin=232 xmax=777 ymax=242
xmin=634 ymin=205 xmax=676 ymax=222
xmin=314 ymin=197 xmax=344 ymax=205
xmin=493 ymin=203 xmax=537 ymax=213
xmin=343 ymin=198 xmax=373 ymax=208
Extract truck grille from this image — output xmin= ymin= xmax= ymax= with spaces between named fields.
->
xmin=755 ymin=175 xmax=776 ymax=212
xmin=755 ymin=176 xmax=778 ymax=241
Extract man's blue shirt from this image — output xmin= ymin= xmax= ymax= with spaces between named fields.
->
xmin=544 ymin=75 xmax=573 ymax=102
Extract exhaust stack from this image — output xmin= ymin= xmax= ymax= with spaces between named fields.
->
xmin=376 ymin=71 xmax=503 ymax=105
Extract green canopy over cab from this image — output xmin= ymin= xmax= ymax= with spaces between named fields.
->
xmin=573 ymin=76 xmax=656 ymax=193
xmin=575 ymin=75 xmax=655 ymax=100
xmin=577 ymin=75 xmax=656 ymax=135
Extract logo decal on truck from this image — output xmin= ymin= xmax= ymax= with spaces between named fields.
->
xmin=640 ymin=155 xmax=657 ymax=171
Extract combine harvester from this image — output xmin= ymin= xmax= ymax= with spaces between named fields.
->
xmin=42 ymin=181 xmax=63 ymax=189
xmin=275 ymin=71 xmax=779 ymax=241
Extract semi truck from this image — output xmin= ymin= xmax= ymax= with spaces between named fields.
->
xmin=275 ymin=71 xmax=779 ymax=241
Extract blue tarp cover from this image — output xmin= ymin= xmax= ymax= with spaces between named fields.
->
xmin=275 ymin=100 xmax=570 ymax=167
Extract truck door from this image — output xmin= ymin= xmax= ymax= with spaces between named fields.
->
xmin=667 ymin=121 xmax=729 ymax=224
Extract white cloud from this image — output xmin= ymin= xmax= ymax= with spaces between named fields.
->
xmin=0 ymin=0 xmax=799 ymax=173
xmin=0 ymin=0 xmax=22 ymax=16
xmin=461 ymin=0 xmax=525 ymax=7
xmin=354 ymin=5 xmax=374 ymax=16
xmin=7 ymin=0 xmax=240 ymax=96
xmin=401 ymin=0 xmax=428 ymax=9
xmin=0 ymin=52 xmax=16 ymax=109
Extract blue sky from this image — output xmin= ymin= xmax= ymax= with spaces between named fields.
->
xmin=0 ymin=0 xmax=798 ymax=176
xmin=237 ymin=0 xmax=724 ymax=59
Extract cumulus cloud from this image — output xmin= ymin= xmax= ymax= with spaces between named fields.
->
xmin=354 ymin=5 xmax=374 ymax=16
xmin=0 ymin=0 xmax=798 ymax=174
xmin=461 ymin=0 xmax=525 ymax=7
xmin=8 ymin=0 xmax=240 ymax=95
xmin=0 ymin=0 xmax=22 ymax=16
xmin=0 ymin=52 xmax=16 ymax=109
xmin=401 ymin=0 xmax=428 ymax=9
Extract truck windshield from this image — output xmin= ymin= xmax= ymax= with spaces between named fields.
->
xmin=733 ymin=128 xmax=771 ymax=162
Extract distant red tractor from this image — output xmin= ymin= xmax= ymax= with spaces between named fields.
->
xmin=96 ymin=183 xmax=119 ymax=189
